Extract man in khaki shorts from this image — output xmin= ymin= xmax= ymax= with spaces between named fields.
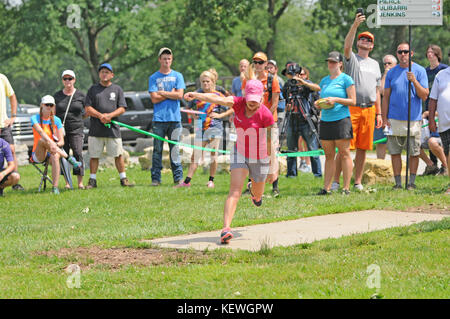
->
xmin=382 ymin=43 xmax=429 ymax=190
xmin=85 ymin=63 xmax=133 ymax=188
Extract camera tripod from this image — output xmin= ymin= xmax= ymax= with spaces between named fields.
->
xmin=279 ymin=95 xmax=321 ymax=152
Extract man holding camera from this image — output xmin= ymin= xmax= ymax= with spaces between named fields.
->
xmin=281 ymin=62 xmax=322 ymax=178
xmin=332 ymin=11 xmax=382 ymax=192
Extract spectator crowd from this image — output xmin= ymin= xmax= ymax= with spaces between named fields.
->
xmin=1 ymin=12 xmax=449 ymax=207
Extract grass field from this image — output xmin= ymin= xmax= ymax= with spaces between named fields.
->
xmin=0 ymin=164 xmax=449 ymax=298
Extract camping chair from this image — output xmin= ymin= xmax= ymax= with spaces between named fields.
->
xmin=30 ymin=154 xmax=74 ymax=192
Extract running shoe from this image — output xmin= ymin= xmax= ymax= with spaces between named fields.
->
xmin=86 ymin=178 xmax=97 ymax=189
xmin=317 ymin=188 xmax=331 ymax=195
xmin=247 ymin=181 xmax=262 ymax=207
xmin=207 ymin=181 xmax=215 ymax=188
xmin=330 ymin=182 xmax=340 ymax=191
xmin=354 ymin=184 xmax=364 ymax=191
xmin=220 ymin=228 xmax=233 ymax=244
xmin=174 ymin=181 xmax=191 ymax=188
xmin=422 ymin=164 xmax=439 ymax=176
xmin=12 ymin=184 xmax=25 ymax=191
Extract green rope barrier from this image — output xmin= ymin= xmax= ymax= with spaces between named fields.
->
xmin=107 ymin=120 xmax=431 ymax=158
xmin=107 ymin=120 xmax=230 ymax=154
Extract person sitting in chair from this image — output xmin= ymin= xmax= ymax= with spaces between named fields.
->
xmin=0 ymin=130 xmax=20 ymax=197
xmin=31 ymin=95 xmax=81 ymax=194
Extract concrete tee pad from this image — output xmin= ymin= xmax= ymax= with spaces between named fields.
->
xmin=145 ymin=210 xmax=447 ymax=252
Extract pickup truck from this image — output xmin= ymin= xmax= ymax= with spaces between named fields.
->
xmin=83 ymin=87 xmax=196 ymax=146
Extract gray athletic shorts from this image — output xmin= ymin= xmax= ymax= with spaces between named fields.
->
xmin=229 ymin=147 xmax=270 ymax=183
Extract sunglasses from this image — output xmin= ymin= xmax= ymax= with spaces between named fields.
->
xmin=44 ymin=103 xmax=55 ymax=107
xmin=383 ymin=62 xmax=392 ymax=65
xmin=359 ymin=37 xmax=373 ymax=43
xmin=63 ymin=77 xmax=74 ymax=81
xmin=397 ymin=50 xmax=410 ymax=55
xmin=253 ymin=60 xmax=265 ymax=65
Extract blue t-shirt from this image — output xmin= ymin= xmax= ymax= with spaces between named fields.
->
xmin=148 ymin=70 xmax=186 ymax=122
xmin=231 ymin=76 xmax=243 ymax=97
xmin=30 ymin=114 xmax=63 ymax=129
xmin=0 ymin=138 xmax=13 ymax=171
xmin=385 ymin=63 xmax=428 ymax=121
xmin=319 ymin=73 xmax=354 ymax=122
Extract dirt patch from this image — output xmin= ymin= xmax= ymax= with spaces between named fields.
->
xmin=38 ymin=246 xmax=212 ymax=270
xmin=404 ymin=204 xmax=450 ymax=215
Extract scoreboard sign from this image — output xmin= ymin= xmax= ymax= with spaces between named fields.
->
xmin=377 ymin=0 xmax=443 ymax=25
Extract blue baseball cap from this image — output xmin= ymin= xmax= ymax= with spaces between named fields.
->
xmin=98 ymin=63 xmax=113 ymax=72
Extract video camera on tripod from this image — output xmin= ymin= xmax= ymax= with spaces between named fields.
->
xmin=279 ymin=63 xmax=321 ymax=151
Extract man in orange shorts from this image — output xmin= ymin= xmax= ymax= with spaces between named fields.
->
xmin=331 ymin=12 xmax=382 ymax=192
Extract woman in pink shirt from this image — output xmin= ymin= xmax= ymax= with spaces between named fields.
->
xmin=184 ymin=80 xmax=276 ymax=244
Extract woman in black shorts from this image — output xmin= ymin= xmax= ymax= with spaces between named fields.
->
xmin=315 ymin=52 xmax=356 ymax=195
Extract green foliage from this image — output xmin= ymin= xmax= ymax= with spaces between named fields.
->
xmin=0 ymin=0 xmax=448 ymax=104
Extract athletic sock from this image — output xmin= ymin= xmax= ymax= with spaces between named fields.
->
xmin=394 ymin=175 xmax=402 ymax=186
xmin=184 ymin=177 xmax=192 ymax=184
xmin=90 ymin=174 xmax=97 ymax=180
xmin=119 ymin=172 xmax=127 ymax=179
xmin=409 ymin=174 xmax=416 ymax=185
xmin=209 ymin=176 xmax=214 ymax=182
xmin=272 ymin=178 xmax=279 ymax=189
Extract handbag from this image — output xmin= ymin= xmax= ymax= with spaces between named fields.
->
xmin=62 ymin=89 xmax=76 ymax=136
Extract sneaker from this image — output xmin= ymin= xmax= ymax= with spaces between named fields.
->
xmin=174 ymin=181 xmax=190 ymax=188
xmin=86 ymin=178 xmax=97 ymax=189
xmin=247 ymin=182 xmax=262 ymax=207
xmin=52 ymin=187 xmax=60 ymax=195
xmin=392 ymin=184 xmax=402 ymax=190
xmin=120 ymin=178 xmax=134 ymax=187
xmin=317 ymin=188 xmax=331 ymax=195
xmin=299 ymin=160 xmax=307 ymax=170
xmin=220 ymin=228 xmax=233 ymax=244
xmin=272 ymin=187 xmax=280 ymax=198
xmin=206 ymin=181 xmax=215 ymax=188
xmin=330 ymin=182 xmax=340 ymax=191
xmin=67 ymin=156 xmax=82 ymax=169
xmin=151 ymin=180 xmax=161 ymax=187
xmin=406 ymin=183 xmax=417 ymax=190
xmin=12 ymin=184 xmax=25 ymax=191
xmin=342 ymin=189 xmax=351 ymax=195
xmin=422 ymin=164 xmax=439 ymax=176
xmin=354 ymin=184 xmax=364 ymax=191
xmin=300 ymin=164 xmax=312 ymax=173
xmin=438 ymin=166 xmax=448 ymax=176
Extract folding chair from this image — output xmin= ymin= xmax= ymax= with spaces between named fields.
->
xmin=30 ymin=155 xmax=74 ymax=192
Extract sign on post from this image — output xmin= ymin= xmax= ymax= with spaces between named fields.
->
xmin=377 ymin=0 xmax=443 ymax=26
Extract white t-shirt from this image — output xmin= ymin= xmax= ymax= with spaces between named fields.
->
xmin=0 ymin=74 xmax=15 ymax=129
xmin=429 ymin=67 xmax=450 ymax=133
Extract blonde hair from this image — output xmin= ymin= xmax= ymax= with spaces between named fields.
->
xmin=39 ymin=104 xmax=56 ymax=137
xmin=200 ymin=70 xmax=216 ymax=85
xmin=243 ymin=64 xmax=256 ymax=81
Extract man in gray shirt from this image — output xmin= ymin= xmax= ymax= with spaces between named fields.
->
xmin=331 ymin=12 xmax=382 ymax=192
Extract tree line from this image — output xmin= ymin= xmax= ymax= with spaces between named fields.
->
xmin=1 ymin=0 xmax=448 ymax=104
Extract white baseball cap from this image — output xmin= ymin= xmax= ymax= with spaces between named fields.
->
xmin=41 ymin=95 xmax=56 ymax=105
xmin=61 ymin=70 xmax=76 ymax=78
xmin=158 ymin=47 xmax=172 ymax=57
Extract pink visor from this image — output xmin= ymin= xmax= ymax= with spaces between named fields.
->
xmin=245 ymin=79 xmax=264 ymax=103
